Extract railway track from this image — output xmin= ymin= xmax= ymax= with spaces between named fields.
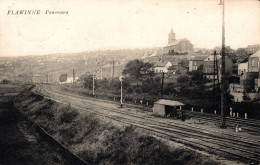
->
xmin=37 ymin=84 xmax=260 ymax=136
xmin=187 ymin=112 xmax=260 ymax=135
xmin=34 ymin=85 xmax=260 ymax=143
xmin=41 ymin=84 xmax=260 ymax=135
xmin=32 ymin=84 xmax=260 ymax=164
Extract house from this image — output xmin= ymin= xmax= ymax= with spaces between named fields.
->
xmin=239 ymin=50 xmax=260 ymax=92
xmin=168 ymin=65 xmax=188 ymax=75
xmin=248 ymin=50 xmax=260 ymax=72
xmin=154 ymin=61 xmax=170 ymax=73
xmin=153 ymin=99 xmax=184 ymax=117
xmin=203 ymin=55 xmax=233 ymax=79
xmin=163 ymin=28 xmax=193 ymax=53
xmin=154 ymin=60 xmax=178 ymax=73
xmin=188 ymin=55 xmax=208 ymax=72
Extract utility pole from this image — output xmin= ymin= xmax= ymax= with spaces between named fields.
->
xmin=119 ymin=76 xmax=123 ymax=107
xmin=213 ymin=51 xmax=216 ymax=91
xmin=219 ymin=0 xmax=226 ymax=128
xmin=92 ymin=74 xmax=95 ymax=96
xmin=213 ymin=51 xmax=216 ymax=110
xmin=112 ymin=60 xmax=115 ymax=83
xmin=73 ymin=70 xmax=75 ymax=87
xmin=100 ymin=68 xmax=103 ymax=79
xmin=161 ymin=72 xmax=165 ymax=99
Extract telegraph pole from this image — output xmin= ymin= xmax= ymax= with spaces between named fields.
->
xmin=213 ymin=51 xmax=216 ymax=91
xmin=73 ymin=70 xmax=75 ymax=87
xmin=161 ymin=72 xmax=164 ymax=99
xmin=112 ymin=60 xmax=115 ymax=83
xmin=92 ymin=74 xmax=95 ymax=96
xmin=119 ymin=76 xmax=123 ymax=108
xmin=220 ymin=0 xmax=226 ymax=128
xmin=100 ymin=68 xmax=103 ymax=79
xmin=213 ymin=51 xmax=217 ymax=110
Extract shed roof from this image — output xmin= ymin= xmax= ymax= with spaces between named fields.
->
xmin=154 ymin=99 xmax=184 ymax=106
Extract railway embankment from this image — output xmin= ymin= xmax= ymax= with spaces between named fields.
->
xmin=14 ymin=86 xmax=223 ymax=165
xmin=0 ymin=93 xmax=73 ymax=164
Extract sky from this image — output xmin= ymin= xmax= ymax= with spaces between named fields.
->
xmin=0 ymin=0 xmax=259 ymax=57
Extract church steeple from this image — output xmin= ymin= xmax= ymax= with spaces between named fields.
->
xmin=168 ymin=28 xmax=176 ymax=44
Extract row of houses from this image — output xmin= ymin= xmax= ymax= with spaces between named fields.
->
xmin=189 ymin=54 xmax=233 ymax=79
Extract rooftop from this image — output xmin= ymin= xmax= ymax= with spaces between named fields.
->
xmin=239 ymin=57 xmax=249 ymax=63
xmin=204 ymin=55 xmax=221 ymax=61
xmin=154 ymin=99 xmax=184 ymax=106
xmin=190 ymin=55 xmax=209 ymax=61
xmin=250 ymin=50 xmax=260 ymax=58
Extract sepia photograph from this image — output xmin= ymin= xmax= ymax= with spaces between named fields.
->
xmin=0 ymin=0 xmax=260 ymax=164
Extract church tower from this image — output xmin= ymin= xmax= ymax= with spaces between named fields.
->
xmin=168 ymin=28 xmax=176 ymax=44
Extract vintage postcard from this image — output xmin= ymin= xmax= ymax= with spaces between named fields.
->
xmin=0 ymin=0 xmax=260 ymax=164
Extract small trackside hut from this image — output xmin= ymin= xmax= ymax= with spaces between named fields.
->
xmin=153 ymin=99 xmax=184 ymax=117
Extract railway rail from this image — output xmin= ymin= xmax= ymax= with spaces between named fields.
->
xmin=32 ymin=84 xmax=260 ymax=164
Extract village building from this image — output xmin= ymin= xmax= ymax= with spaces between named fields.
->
xmin=153 ymin=58 xmax=178 ymax=73
xmin=239 ymin=50 xmax=260 ymax=92
xmin=188 ymin=55 xmax=208 ymax=72
xmin=63 ymin=76 xmax=79 ymax=84
xmin=230 ymin=51 xmax=260 ymax=101
xmin=168 ymin=65 xmax=188 ymax=75
xmin=248 ymin=51 xmax=260 ymax=72
xmin=163 ymin=28 xmax=193 ymax=54
xmin=203 ymin=55 xmax=233 ymax=79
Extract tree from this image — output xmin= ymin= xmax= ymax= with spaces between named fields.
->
xmin=80 ymin=74 xmax=93 ymax=89
xmin=177 ymin=75 xmax=190 ymax=85
xmin=59 ymin=74 xmax=67 ymax=83
xmin=242 ymin=91 xmax=251 ymax=102
xmin=235 ymin=48 xmax=248 ymax=60
xmin=191 ymin=70 xmax=204 ymax=85
xmin=122 ymin=59 xmax=154 ymax=80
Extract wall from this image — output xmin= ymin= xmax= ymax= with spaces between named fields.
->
xmin=154 ymin=67 xmax=168 ymax=73
xmin=240 ymin=72 xmax=259 ymax=92
xmin=255 ymin=78 xmax=260 ymax=91
xmin=153 ymin=104 xmax=165 ymax=116
xmin=248 ymin=57 xmax=260 ymax=72
xmin=189 ymin=60 xmax=204 ymax=72
xmin=203 ymin=56 xmax=232 ymax=75
xmin=238 ymin=62 xmax=248 ymax=75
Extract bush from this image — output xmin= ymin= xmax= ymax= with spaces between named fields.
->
xmin=60 ymin=108 xmax=79 ymax=123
